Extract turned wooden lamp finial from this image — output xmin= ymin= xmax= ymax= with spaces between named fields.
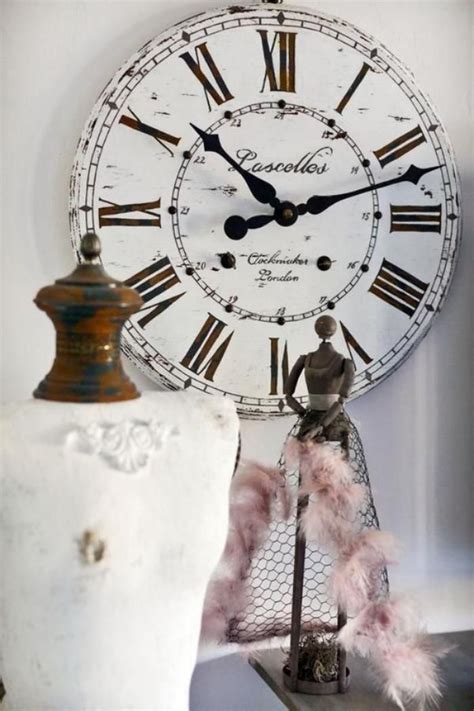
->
xmin=33 ymin=234 xmax=143 ymax=403
xmin=80 ymin=232 xmax=102 ymax=261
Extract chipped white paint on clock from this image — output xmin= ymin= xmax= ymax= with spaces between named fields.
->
xmin=70 ymin=3 xmax=460 ymax=419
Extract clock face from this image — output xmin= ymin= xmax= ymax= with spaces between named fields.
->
xmin=70 ymin=4 xmax=460 ymax=419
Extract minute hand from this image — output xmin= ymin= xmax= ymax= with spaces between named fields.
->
xmin=304 ymin=164 xmax=440 ymax=216
xmin=190 ymin=123 xmax=279 ymax=207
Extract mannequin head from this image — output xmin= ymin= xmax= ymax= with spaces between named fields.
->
xmin=315 ymin=315 xmax=337 ymax=341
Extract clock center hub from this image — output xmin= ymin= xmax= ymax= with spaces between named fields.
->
xmin=276 ymin=202 xmax=299 ymax=227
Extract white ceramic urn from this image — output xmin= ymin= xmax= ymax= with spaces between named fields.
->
xmin=1 ymin=391 xmax=239 ymax=710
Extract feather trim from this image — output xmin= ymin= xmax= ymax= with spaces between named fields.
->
xmin=338 ymin=599 xmax=449 ymax=710
xmin=200 ymin=460 xmax=292 ymax=643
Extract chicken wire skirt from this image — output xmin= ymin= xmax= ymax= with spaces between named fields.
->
xmin=227 ymin=411 xmax=388 ymax=645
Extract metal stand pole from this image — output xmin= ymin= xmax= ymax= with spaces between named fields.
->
xmin=337 ymin=607 xmax=348 ymax=692
xmin=288 ymin=492 xmax=308 ymax=691
xmin=337 ymin=432 xmax=350 ymax=693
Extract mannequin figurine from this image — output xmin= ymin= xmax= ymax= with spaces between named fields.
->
xmin=225 ymin=319 xmax=386 ymax=679
xmin=283 ymin=315 xmax=355 ymax=693
xmin=285 ymin=315 xmax=355 ymax=446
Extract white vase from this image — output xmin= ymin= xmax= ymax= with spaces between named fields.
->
xmin=1 ymin=391 xmax=239 ymax=711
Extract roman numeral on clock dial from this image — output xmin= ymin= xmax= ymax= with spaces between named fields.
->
xmin=390 ymin=204 xmax=442 ymax=233
xmin=340 ymin=321 xmax=373 ymax=369
xmin=257 ymin=30 xmax=297 ymax=93
xmin=373 ymin=125 xmax=426 ymax=168
xmin=181 ymin=313 xmax=233 ymax=381
xmin=119 ymin=111 xmax=181 ymax=154
xmin=369 ymin=258 xmax=429 ymax=317
xmin=124 ymin=257 xmax=185 ymax=328
xmin=336 ymin=61 xmax=372 ymax=114
xmin=180 ymin=42 xmax=233 ymax=109
xmin=269 ymin=337 xmax=289 ymax=395
xmin=98 ymin=197 xmax=161 ymax=228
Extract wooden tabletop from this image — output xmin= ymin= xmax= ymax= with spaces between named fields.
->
xmin=249 ymin=630 xmax=474 ymax=711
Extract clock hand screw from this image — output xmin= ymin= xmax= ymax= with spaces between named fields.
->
xmin=219 ymin=252 xmax=236 ymax=269
xmin=275 ymin=201 xmax=298 ymax=227
xmin=317 ymin=256 xmax=332 ymax=271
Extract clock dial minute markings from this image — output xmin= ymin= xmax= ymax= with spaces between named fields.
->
xmin=189 ymin=123 xmax=280 ymax=207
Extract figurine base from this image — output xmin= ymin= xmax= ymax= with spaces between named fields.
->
xmin=282 ymin=665 xmax=350 ymax=695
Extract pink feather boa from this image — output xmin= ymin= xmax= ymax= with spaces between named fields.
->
xmin=331 ymin=530 xmax=400 ymax=612
xmin=338 ymin=598 xmax=449 ymax=710
xmin=285 ymin=437 xmax=366 ymax=551
xmin=200 ymin=460 xmax=292 ymax=643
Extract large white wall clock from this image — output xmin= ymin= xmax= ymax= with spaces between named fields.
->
xmin=70 ymin=3 xmax=460 ymax=419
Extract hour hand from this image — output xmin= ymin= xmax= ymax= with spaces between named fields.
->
xmin=190 ymin=123 xmax=280 ymax=207
xmin=190 ymin=123 xmax=224 ymax=153
xmin=224 ymin=213 xmax=275 ymax=240
xmin=224 ymin=202 xmax=298 ymax=240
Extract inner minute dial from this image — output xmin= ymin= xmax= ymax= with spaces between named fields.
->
xmin=171 ymin=103 xmax=379 ymax=323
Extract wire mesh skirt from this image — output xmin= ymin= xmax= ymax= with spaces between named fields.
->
xmin=227 ymin=412 xmax=388 ymax=645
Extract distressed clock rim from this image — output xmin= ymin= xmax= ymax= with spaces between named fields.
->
xmin=68 ymin=3 xmax=461 ymax=419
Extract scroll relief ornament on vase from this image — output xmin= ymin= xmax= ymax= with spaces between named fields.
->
xmin=66 ymin=419 xmax=179 ymax=474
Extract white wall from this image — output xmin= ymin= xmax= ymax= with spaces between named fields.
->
xmin=2 ymin=0 xmax=473 ymax=707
